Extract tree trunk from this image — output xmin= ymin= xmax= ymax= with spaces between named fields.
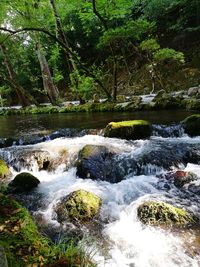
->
xmin=0 ymin=44 xmax=30 ymax=107
xmin=92 ymin=0 xmax=116 ymax=101
xmin=36 ymin=42 xmax=59 ymax=104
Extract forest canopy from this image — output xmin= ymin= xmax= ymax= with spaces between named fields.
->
xmin=0 ymin=0 xmax=200 ymax=106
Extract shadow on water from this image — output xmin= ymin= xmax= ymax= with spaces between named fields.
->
xmin=0 ymin=110 xmax=194 ymax=138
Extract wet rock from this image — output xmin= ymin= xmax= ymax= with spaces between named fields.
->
xmin=56 ymin=189 xmax=102 ymax=222
xmin=8 ymin=172 xmax=40 ymax=193
xmin=137 ymin=201 xmax=197 ymax=226
xmin=154 ymin=89 xmax=166 ymax=100
xmin=104 ymin=120 xmax=152 ymax=140
xmin=76 ymin=145 xmax=123 ymax=183
xmin=188 ymin=86 xmax=199 ymax=97
xmin=8 ymin=149 xmax=52 ymax=172
xmin=0 ymin=159 xmax=11 ymax=180
xmin=77 ymin=145 xmax=123 ymax=183
xmin=182 ymin=114 xmax=200 ymax=136
xmin=159 ymin=170 xmax=198 ymax=188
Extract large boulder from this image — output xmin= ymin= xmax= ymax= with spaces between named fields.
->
xmin=56 ymin=189 xmax=102 ymax=223
xmin=104 ymin=120 xmax=152 ymax=140
xmin=76 ymin=145 xmax=123 ymax=183
xmin=182 ymin=114 xmax=200 ymax=136
xmin=137 ymin=201 xmax=197 ymax=226
xmin=0 ymin=159 xmax=11 ymax=180
xmin=8 ymin=172 xmax=40 ymax=193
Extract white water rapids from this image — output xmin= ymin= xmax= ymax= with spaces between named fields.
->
xmin=2 ymin=134 xmax=200 ymax=267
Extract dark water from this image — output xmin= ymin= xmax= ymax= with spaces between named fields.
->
xmin=0 ymin=110 xmax=194 ymax=138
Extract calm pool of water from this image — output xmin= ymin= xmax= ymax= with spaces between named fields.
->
xmin=0 ymin=110 xmax=194 ymax=138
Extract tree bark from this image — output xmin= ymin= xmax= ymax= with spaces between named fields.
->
xmin=92 ymin=0 xmax=117 ymax=101
xmin=36 ymin=42 xmax=59 ymax=104
xmin=0 ymin=44 xmax=30 ymax=107
xmin=0 ymin=27 xmax=112 ymax=99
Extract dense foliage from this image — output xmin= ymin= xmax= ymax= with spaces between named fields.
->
xmin=0 ymin=0 xmax=199 ymax=105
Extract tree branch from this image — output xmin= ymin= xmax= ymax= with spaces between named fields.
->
xmin=0 ymin=27 xmax=111 ymax=99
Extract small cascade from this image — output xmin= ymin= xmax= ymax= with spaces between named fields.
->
xmin=1 ymin=124 xmax=200 ymax=267
xmin=152 ymin=123 xmax=185 ymax=137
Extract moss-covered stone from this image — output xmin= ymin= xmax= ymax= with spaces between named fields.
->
xmin=137 ymin=201 xmax=197 ymax=226
xmin=0 ymin=193 xmax=94 ymax=267
xmin=56 ymin=189 xmax=102 ymax=222
xmin=182 ymin=114 xmax=200 ymax=136
xmin=104 ymin=120 xmax=152 ymax=140
xmin=8 ymin=172 xmax=40 ymax=193
xmin=0 ymin=193 xmax=52 ymax=266
xmin=0 ymin=159 xmax=10 ymax=180
xmin=182 ymin=99 xmax=200 ymax=111
xmin=153 ymin=95 xmax=182 ymax=110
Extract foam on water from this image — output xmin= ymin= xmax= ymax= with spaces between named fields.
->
xmin=4 ymin=134 xmax=200 ymax=267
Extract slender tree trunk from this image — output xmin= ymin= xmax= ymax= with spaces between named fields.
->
xmin=92 ymin=0 xmax=117 ymax=101
xmin=0 ymin=44 xmax=30 ymax=107
xmin=36 ymin=42 xmax=59 ymax=104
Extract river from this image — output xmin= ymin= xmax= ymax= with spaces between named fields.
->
xmin=0 ymin=111 xmax=200 ymax=267
xmin=0 ymin=110 xmax=193 ymax=138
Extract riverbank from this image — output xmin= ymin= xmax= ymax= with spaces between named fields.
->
xmin=0 ymin=93 xmax=200 ymax=116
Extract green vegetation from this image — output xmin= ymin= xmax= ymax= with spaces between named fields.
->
xmin=56 ymin=189 xmax=102 ymax=223
xmin=0 ymin=159 xmax=10 ymax=180
xmin=0 ymin=193 xmax=96 ymax=267
xmin=182 ymin=114 xmax=200 ymax=136
xmin=0 ymin=0 xmax=199 ymax=106
xmin=137 ymin=201 xmax=197 ymax=226
xmin=104 ymin=120 xmax=152 ymax=140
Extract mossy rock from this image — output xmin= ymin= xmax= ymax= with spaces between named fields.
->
xmin=153 ymin=95 xmax=182 ymax=110
xmin=8 ymin=172 xmax=40 ymax=193
xmin=0 ymin=194 xmax=51 ymax=266
xmin=137 ymin=201 xmax=197 ymax=226
xmin=182 ymin=99 xmax=200 ymax=111
xmin=104 ymin=120 xmax=152 ymax=140
xmin=56 ymin=189 xmax=102 ymax=222
xmin=0 ymin=159 xmax=11 ymax=180
xmin=182 ymin=114 xmax=200 ymax=136
xmin=0 ymin=194 xmax=92 ymax=267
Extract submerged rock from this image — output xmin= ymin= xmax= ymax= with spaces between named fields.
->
xmin=0 ymin=159 xmax=11 ymax=180
xmin=137 ymin=201 xmax=197 ymax=226
xmin=56 ymin=189 xmax=102 ymax=222
xmin=182 ymin=114 xmax=200 ymax=136
xmin=104 ymin=120 xmax=152 ymax=140
xmin=76 ymin=145 xmax=123 ymax=183
xmin=159 ymin=170 xmax=198 ymax=188
xmin=8 ymin=172 xmax=40 ymax=193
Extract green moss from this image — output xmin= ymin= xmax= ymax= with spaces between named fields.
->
xmin=182 ymin=114 xmax=200 ymax=136
xmin=182 ymin=99 xmax=200 ymax=111
xmin=56 ymin=190 xmax=102 ymax=222
xmin=137 ymin=201 xmax=197 ymax=226
xmin=79 ymin=145 xmax=104 ymax=159
xmin=0 ymin=193 xmax=96 ymax=267
xmin=0 ymin=159 xmax=10 ymax=180
xmin=9 ymin=172 xmax=40 ymax=193
xmin=107 ymin=120 xmax=149 ymax=128
xmin=104 ymin=120 xmax=152 ymax=140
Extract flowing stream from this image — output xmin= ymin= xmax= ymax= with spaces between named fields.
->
xmin=1 ymin=120 xmax=200 ymax=267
